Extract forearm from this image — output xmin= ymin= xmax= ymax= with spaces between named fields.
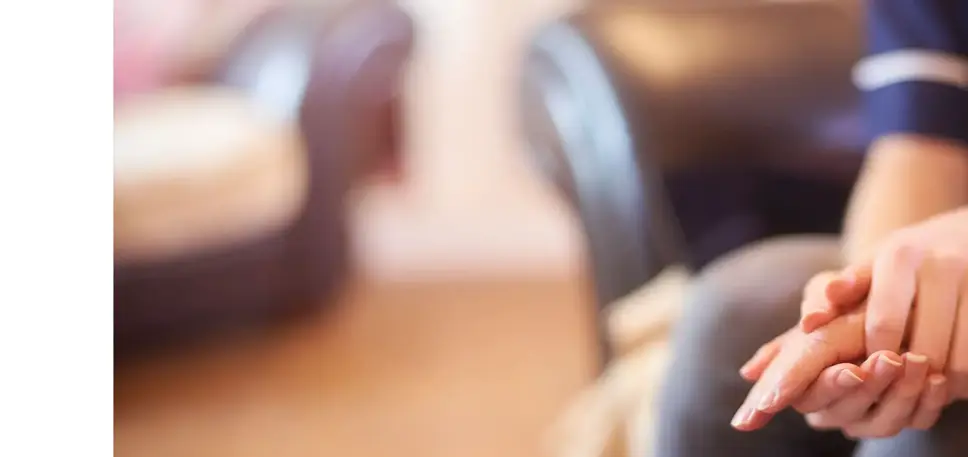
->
xmin=842 ymin=134 xmax=968 ymax=264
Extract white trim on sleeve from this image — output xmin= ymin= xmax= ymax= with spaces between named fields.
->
xmin=852 ymin=49 xmax=968 ymax=91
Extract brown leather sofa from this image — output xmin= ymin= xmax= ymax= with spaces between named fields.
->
xmin=520 ymin=1 xmax=864 ymax=363
xmin=114 ymin=0 xmax=414 ymax=354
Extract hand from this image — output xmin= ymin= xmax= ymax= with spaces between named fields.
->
xmin=736 ymin=273 xmax=949 ymax=436
xmin=740 ymin=328 xmax=874 ymax=415
xmin=731 ymin=302 xmax=870 ymax=430
xmin=733 ymin=284 xmax=949 ymax=437
xmin=743 ymin=338 xmax=948 ymax=437
xmin=798 ymin=265 xmax=872 ymax=334
xmin=808 ymin=354 xmax=949 ymax=438
xmin=797 ymin=208 xmax=968 ymax=400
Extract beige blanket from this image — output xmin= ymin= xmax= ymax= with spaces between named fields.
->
xmin=547 ymin=267 xmax=690 ymax=457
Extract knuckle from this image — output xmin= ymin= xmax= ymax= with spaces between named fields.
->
xmin=927 ymin=397 xmax=948 ymax=409
xmin=839 ymin=407 xmax=871 ymax=424
xmin=884 ymin=239 xmax=922 ymax=265
xmin=897 ymin=383 xmax=923 ymax=400
xmin=946 ymin=372 xmax=968 ymax=399
xmin=910 ymin=418 xmax=936 ymax=431
xmin=866 ymin=316 xmax=905 ymax=334
xmin=804 ymin=271 xmax=837 ymax=296
xmin=946 ymin=366 xmax=968 ymax=380
xmin=804 ymin=334 xmax=838 ymax=360
xmin=883 ymin=416 xmax=908 ymax=434
xmin=849 ymin=423 xmax=894 ymax=439
xmin=867 ymin=318 xmax=906 ymax=338
xmin=895 ymin=390 xmax=920 ymax=404
xmin=842 ymin=425 xmax=865 ymax=439
xmin=805 ymin=412 xmax=838 ymax=430
xmin=794 ymin=398 xmax=824 ymax=414
xmin=950 ymin=385 xmax=968 ymax=402
xmin=928 ymin=251 xmax=968 ymax=271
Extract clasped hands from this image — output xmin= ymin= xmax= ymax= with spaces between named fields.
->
xmin=731 ymin=208 xmax=968 ymax=438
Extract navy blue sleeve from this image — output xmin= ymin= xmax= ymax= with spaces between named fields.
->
xmin=862 ymin=0 xmax=968 ymax=146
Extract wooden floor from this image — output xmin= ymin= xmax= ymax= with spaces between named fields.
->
xmin=115 ymin=276 xmax=598 ymax=457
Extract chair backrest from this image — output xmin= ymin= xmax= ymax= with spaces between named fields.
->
xmin=582 ymin=1 xmax=865 ymax=169
xmin=520 ymin=1 xmax=866 ymax=298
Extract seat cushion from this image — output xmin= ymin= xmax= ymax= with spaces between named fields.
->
xmin=114 ymin=86 xmax=307 ymax=264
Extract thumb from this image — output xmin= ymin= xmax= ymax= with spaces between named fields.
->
xmin=800 ymin=265 xmax=872 ymax=333
xmin=825 ymin=263 xmax=872 ymax=307
xmin=799 ymin=271 xmax=840 ymax=333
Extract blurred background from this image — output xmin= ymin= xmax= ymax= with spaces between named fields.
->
xmin=115 ymin=0 xmax=864 ymax=456
xmin=115 ymin=0 xmax=603 ymax=456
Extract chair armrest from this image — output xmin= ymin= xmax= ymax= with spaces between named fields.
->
xmin=115 ymin=0 xmax=415 ymax=354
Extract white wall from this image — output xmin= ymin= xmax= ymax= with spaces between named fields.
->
xmin=350 ymin=0 xmax=587 ymax=281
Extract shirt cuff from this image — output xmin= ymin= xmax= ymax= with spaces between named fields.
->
xmin=866 ymin=81 xmax=968 ymax=147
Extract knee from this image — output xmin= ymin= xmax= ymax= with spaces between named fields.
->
xmin=656 ymin=236 xmax=843 ymax=454
xmin=672 ymin=236 xmax=842 ymax=363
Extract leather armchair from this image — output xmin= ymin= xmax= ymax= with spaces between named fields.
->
xmin=114 ymin=0 xmax=414 ymax=354
xmin=520 ymin=1 xmax=865 ymax=363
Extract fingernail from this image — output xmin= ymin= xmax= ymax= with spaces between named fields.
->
xmin=803 ymin=310 xmax=825 ymax=322
xmin=827 ymin=275 xmax=855 ymax=297
xmin=738 ymin=366 xmax=754 ymax=380
xmin=881 ymin=354 xmax=903 ymax=367
xmin=840 ymin=270 xmax=857 ymax=284
xmin=801 ymin=311 xmax=828 ymax=331
xmin=731 ymin=407 xmax=750 ymax=427
xmin=757 ymin=388 xmax=778 ymax=411
xmin=876 ymin=354 xmax=903 ymax=374
xmin=828 ymin=279 xmax=851 ymax=295
xmin=906 ymin=353 xmax=928 ymax=365
xmin=836 ymin=369 xmax=864 ymax=387
xmin=929 ymin=374 xmax=946 ymax=387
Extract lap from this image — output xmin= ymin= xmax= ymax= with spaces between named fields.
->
xmin=656 ymin=235 xmax=852 ymax=457
xmin=657 ymin=235 xmax=968 ymax=457
xmin=670 ymin=235 xmax=843 ymax=371
xmin=856 ymin=401 xmax=968 ymax=457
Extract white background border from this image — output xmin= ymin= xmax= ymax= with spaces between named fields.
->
xmin=0 ymin=1 xmax=112 ymax=455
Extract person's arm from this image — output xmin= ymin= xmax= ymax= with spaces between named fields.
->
xmin=841 ymin=0 xmax=968 ymax=264
xmin=843 ymin=135 xmax=968 ymax=263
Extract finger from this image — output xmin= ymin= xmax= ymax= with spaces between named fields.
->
xmin=910 ymin=374 xmax=948 ymax=430
xmin=758 ymin=306 xmax=869 ymax=415
xmin=843 ymin=352 xmax=930 ymax=438
xmin=908 ymin=254 xmax=964 ymax=371
xmin=804 ymin=352 xmax=890 ymax=430
xmin=731 ymin=335 xmax=837 ymax=431
xmin=800 ymin=266 xmax=874 ymax=333
xmin=793 ymin=363 xmax=866 ymax=413
xmin=740 ymin=335 xmax=783 ymax=382
xmin=944 ymin=272 xmax=968 ymax=400
xmin=866 ymin=244 xmax=921 ymax=355
xmin=800 ymin=272 xmax=840 ymax=333
xmin=804 ymin=411 xmax=840 ymax=431
xmin=801 ymin=307 xmax=837 ymax=334
xmin=800 ymin=310 xmax=835 ymax=334
xmin=825 ymin=264 xmax=873 ymax=306
xmin=808 ymin=351 xmax=903 ymax=427
xmin=733 ymin=307 xmax=870 ymax=431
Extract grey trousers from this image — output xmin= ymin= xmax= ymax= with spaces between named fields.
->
xmin=654 ymin=236 xmax=968 ymax=457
